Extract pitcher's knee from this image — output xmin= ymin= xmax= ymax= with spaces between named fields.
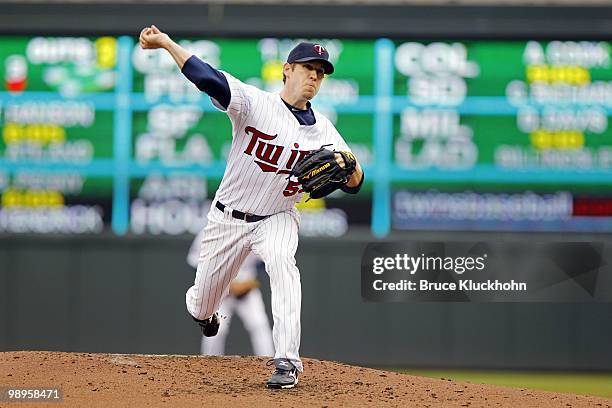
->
xmin=186 ymin=291 xmax=217 ymax=321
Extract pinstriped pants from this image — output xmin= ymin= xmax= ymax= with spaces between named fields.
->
xmin=185 ymin=200 xmax=303 ymax=372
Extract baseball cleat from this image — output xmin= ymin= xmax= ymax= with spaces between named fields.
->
xmin=266 ymin=359 xmax=299 ymax=389
xmin=193 ymin=312 xmax=220 ymax=337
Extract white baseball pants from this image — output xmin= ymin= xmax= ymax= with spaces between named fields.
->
xmin=186 ymin=201 xmax=303 ymax=372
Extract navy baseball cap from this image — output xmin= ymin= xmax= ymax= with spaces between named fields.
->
xmin=287 ymin=42 xmax=334 ymax=74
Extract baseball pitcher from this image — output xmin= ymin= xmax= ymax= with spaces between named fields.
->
xmin=140 ymin=25 xmax=364 ymax=389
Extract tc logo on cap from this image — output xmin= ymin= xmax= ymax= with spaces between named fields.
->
xmin=313 ymin=44 xmax=325 ymax=56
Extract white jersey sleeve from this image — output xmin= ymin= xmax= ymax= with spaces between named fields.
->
xmin=218 ymin=71 xmax=261 ymax=129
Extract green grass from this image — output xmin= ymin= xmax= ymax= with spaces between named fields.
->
xmin=397 ymin=369 xmax=612 ymax=400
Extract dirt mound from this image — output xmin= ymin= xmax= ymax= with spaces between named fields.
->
xmin=0 ymin=351 xmax=610 ymax=407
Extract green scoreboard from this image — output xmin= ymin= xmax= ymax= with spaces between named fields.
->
xmin=1 ymin=36 xmax=611 ymax=235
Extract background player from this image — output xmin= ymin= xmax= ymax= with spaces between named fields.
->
xmin=139 ymin=24 xmax=364 ymax=389
xmin=187 ymin=230 xmax=274 ymax=357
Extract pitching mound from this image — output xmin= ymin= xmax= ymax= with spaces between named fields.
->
xmin=1 ymin=351 xmax=610 ymax=407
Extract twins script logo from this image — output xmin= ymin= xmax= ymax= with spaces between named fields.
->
xmin=243 ymin=126 xmax=313 ymax=196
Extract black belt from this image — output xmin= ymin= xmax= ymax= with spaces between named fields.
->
xmin=215 ymin=201 xmax=269 ymax=223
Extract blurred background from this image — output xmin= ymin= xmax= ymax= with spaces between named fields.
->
xmin=0 ymin=0 xmax=611 ymax=397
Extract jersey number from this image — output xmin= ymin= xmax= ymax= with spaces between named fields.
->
xmin=283 ymin=180 xmax=303 ymax=197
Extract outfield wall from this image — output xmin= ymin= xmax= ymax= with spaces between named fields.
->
xmin=2 ymin=231 xmax=611 ymax=370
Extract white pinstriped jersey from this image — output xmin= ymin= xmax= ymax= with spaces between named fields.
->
xmin=214 ymin=72 xmax=352 ymax=216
